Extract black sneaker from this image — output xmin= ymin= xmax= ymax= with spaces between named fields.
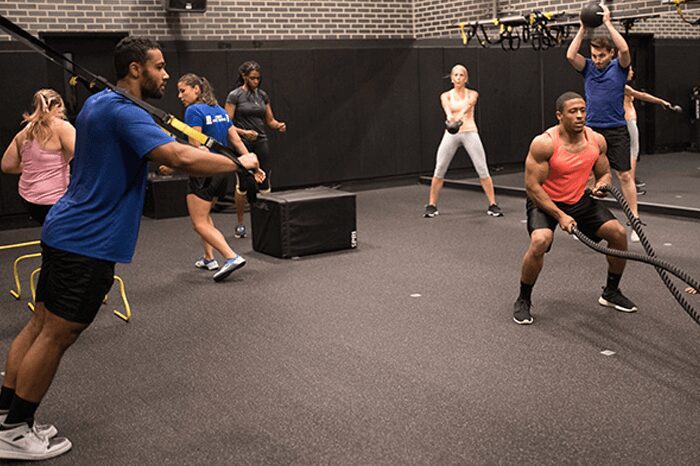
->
xmin=424 ymin=204 xmax=438 ymax=218
xmin=487 ymin=204 xmax=503 ymax=217
xmin=598 ymin=287 xmax=638 ymax=313
xmin=513 ymin=298 xmax=533 ymax=325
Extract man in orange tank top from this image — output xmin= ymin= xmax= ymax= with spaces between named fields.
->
xmin=513 ymin=92 xmax=637 ymax=325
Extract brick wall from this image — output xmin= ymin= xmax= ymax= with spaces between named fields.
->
xmin=0 ymin=0 xmax=415 ymax=41
xmin=414 ymin=0 xmax=700 ymax=39
xmin=1 ymin=1 xmax=698 ymax=42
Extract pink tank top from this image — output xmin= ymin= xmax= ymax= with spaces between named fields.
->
xmin=542 ymin=127 xmax=599 ymax=205
xmin=18 ymin=139 xmax=70 ymax=205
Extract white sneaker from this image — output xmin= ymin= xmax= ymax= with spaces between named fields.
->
xmin=0 ymin=412 xmax=57 ymax=439
xmin=630 ymin=230 xmax=640 ymax=243
xmin=0 ymin=423 xmax=71 ymax=460
xmin=212 ymin=255 xmax=246 ymax=282
xmin=194 ymin=257 xmax=219 ymax=270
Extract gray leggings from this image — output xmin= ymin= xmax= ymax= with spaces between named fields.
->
xmin=627 ymin=119 xmax=639 ymax=162
xmin=433 ymin=130 xmax=490 ymax=179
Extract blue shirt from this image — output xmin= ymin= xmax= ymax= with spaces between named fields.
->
xmin=581 ymin=58 xmax=628 ymax=128
xmin=42 ymin=89 xmax=174 ymax=263
xmin=184 ymin=103 xmax=232 ymax=151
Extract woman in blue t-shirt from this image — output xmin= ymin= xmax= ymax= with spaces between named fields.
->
xmin=162 ymin=73 xmax=251 ymax=281
xmin=225 ymin=61 xmax=286 ymax=238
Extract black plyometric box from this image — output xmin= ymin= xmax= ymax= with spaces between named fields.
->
xmin=251 ymin=187 xmax=357 ymax=258
xmin=143 ymin=175 xmax=189 ymax=219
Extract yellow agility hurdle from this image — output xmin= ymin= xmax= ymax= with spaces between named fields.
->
xmin=1 ymin=240 xmax=42 ymax=299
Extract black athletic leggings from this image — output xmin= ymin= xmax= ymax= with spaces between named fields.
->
xmin=244 ymin=138 xmax=269 ymax=170
xmin=22 ymin=199 xmax=53 ymax=226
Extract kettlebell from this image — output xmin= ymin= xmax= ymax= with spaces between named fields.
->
xmin=445 ymin=120 xmax=463 ymax=134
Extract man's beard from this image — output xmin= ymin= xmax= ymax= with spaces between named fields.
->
xmin=142 ymin=70 xmax=165 ymax=99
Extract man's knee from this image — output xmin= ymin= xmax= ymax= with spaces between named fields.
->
xmin=40 ymin=312 xmax=88 ymax=349
xmin=599 ymin=221 xmax=627 ymax=245
xmin=529 ymin=230 xmax=553 ymax=255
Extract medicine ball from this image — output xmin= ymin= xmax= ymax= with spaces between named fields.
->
xmin=580 ymin=2 xmax=604 ymax=28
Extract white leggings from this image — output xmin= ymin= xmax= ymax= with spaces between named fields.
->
xmin=627 ymin=119 xmax=639 ymax=162
xmin=433 ymin=130 xmax=490 ymax=179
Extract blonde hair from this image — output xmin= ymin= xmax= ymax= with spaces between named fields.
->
xmin=22 ymin=89 xmax=64 ymax=143
xmin=178 ymin=73 xmax=218 ymax=106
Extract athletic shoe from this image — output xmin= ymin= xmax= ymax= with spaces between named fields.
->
xmin=234 ymin=224 xmax=247 ymax=239
xmin=513 ymin=298 xmax=533 ymax=325
xmin=630 ymin=230 xmax=640 ymax=243
xmin=0 ymin=413 xmax=56 ymax=440
xmin=487 ymin=204 xmax=504 ymax=217
xmin=423 ymin=204 xmax=439 ymax=218
xmin=194 ymin=257 xmax=219 ymax=271
xmin=0 ymin=423 xmax=71 ymax=461
xmin=213 ymin=255 xmax=246 ymax=282
xmin=598 ymin=287 xmax=638 ymax=313
xmin=635 ymin=178 xmax=646 ymax=189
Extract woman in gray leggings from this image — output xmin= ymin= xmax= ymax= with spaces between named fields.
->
xmin=424 ymin=64 xmax=502 ymax=218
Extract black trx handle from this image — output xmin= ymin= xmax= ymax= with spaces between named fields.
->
xmin=571 ymin=185 xmax=700 ymax=326
xmin=0 ymin=14 xmax=258 ymax=192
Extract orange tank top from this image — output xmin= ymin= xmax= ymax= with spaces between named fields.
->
xmin=542 ymin=126 xmax=599 ymax=204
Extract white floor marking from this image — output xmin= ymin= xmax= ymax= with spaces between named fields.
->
xmin=410 ymin=293 xmax=422 ymax=298
xmin=664 ymin=243 xmax=672 ymax=247
xmin=600 ymin=350 xmax=616 ymax=356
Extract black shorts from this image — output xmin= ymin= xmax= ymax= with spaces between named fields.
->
xmin=526 ymin=192 xmax=616 ymax=248
xmin=36 ymin=243 xmax=115 ymax=324
xmin=188 ymin=174 xmax=229 ymax=202
xmin=590 ymin=125 xmax=631 ymax=172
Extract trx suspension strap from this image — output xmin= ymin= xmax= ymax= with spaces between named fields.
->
xmin=0 ymin=14 xmax=259 ymax=197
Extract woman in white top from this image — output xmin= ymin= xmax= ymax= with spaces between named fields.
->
xmin=424 ymin=64 xmax=502 ymax=218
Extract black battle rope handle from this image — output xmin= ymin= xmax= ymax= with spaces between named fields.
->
xmin=0 ymin=14 xmax=258 ymax=189
xmin=571 ymin=185 xmax=700 ymax=325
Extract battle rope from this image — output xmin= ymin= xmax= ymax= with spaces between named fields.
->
xmin=571 ymin=185 xmax=700 ymax=325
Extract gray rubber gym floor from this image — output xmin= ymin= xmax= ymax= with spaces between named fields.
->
xmin=0 ymin=182 xmax=699 ymax=465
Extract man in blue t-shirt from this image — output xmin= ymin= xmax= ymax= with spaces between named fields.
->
xmin=0 ymin=37 xmax=261 ymax=461
xmin=566 ymin=4 xmax=641 ymax=243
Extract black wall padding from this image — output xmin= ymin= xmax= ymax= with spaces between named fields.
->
xmin=654 ymin=41 xmax=700 ymax=150
xmin=1 ymin=38 xmax=699 ymax=221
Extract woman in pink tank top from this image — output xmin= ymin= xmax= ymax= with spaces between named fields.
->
xmin=1 ymin=89 xmax=75 ymax=225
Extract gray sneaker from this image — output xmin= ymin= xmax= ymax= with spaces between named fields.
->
xmin=234 ymin=224 xmax=247 ymax=239
xmin=424 ymin=204 xmax=439 ymax=218
xmin=0 ymin=423 xmax=71 ymax=461
xmin=513 ymin=298 xmax=533 ymax=325
xmin=487 ymin=204 xmax=504 ymax=217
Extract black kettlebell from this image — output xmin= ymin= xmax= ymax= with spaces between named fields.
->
xmin=580 ymin=1 xmax=604 ymax=28
xmin=445 ymin=120 xmax=462 ymax=134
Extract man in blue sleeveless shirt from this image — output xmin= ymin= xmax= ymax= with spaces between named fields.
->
xmin=566 ymin=4 xmax=641 ymax=243
xmin=0 ymin=37 xmax=260 ymax=461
